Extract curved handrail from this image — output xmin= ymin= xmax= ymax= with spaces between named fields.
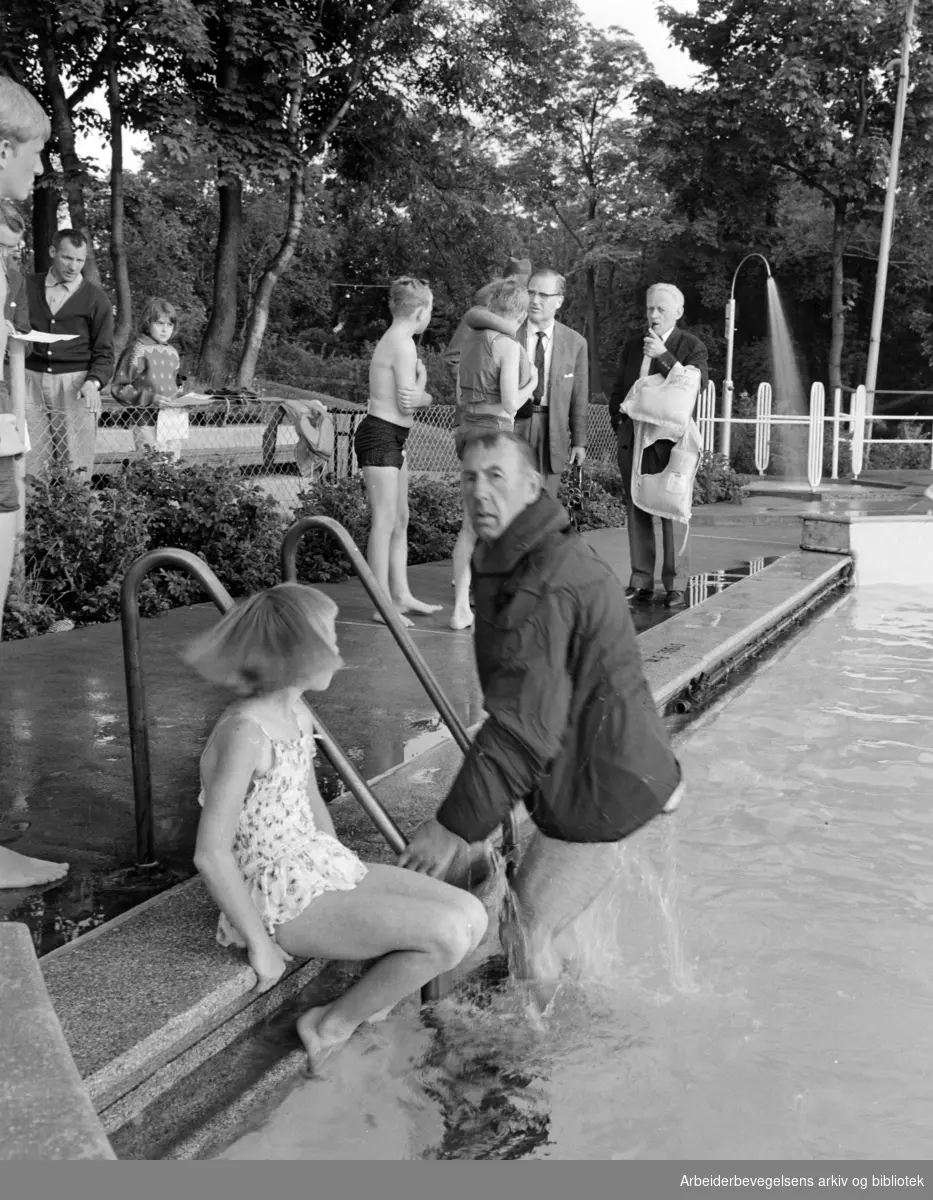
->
xmin=121 ymin=548 xmax=407 ymax=865
xmin=280 ymin=515 xmax=520 ymax=874
xmin=281 ymin=516 xmax=472 ymax=753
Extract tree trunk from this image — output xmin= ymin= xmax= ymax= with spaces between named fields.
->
xmin=828 ymin=197 xmax=847 ymax=394
xmin=40 ymin=27 xmax=101 ymax=285
xmin=197 ymin=13 xmax=243 ymax=389
xmin=32 ymin=147 xmax=59 ymax=274
xmin=236 ymin=81 xmax=306 ymax=389
xmin=198 ymin=174 xmax=243 ymax=387
xmin=236 ymin=169 xmax=306 ymax=389
xmin=584 ymin=262 xmax=602 ymax=396
xmin=107 ymin=43 xmax=132 ymax=354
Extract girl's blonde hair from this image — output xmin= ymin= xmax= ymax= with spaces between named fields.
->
xmin=183 ymin=584 xmax=341 ymax=697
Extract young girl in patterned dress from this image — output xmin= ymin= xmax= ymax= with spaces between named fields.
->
xmin=186 ymin=583 xmax=487 ymax=1072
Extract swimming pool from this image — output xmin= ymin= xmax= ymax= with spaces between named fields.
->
xmin=217 ymin=584 xmax=933 ymax=1160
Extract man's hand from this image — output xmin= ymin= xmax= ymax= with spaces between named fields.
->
xmin=397 ymin=819 xmax=464 ymax=879
xmin=79 ymin=378 xmax=102 ymax=414
xmin=569 ymin=446 xmax=586 ymax=467
xmin=643 ymin=331 xmax=667 ymax=360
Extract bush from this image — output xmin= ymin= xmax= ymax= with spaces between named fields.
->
xmin=21 ymin=471 xmax=155 ymax=625
xmin=693 ymin=453 xmax=746 ymax=505
xmin=113 ymin=456 xmax=284 ymax=602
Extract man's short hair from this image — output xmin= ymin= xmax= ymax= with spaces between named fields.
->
xmin=647 ymin=282 xmax=685 ymax=310
xmin=0 ymin=199 xmax=26 ymax=236
xmin=461 ymin=430 xmax=539 ymax=474
xmin=483 ymin=277 xmax=529 ymax=320
xmin=389 ymin=275 xmax=432 ymax=317
xmin=529 ymin=269 xmax=566 ymax=296
xmin=0 ymin=77 xmax=51 ymax=146
xmin=52 ymin=228 xmax=88 ymax=252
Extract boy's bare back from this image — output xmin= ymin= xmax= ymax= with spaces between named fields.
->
xmin=368 ymin=327 xmax=419 ymax=427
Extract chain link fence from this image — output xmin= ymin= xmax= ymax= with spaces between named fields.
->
xmin=24 ymin=395 xmax=620 ymax=511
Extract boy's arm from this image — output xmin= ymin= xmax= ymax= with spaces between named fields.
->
xmin=394 ymin=340 xmax=432 ymax=414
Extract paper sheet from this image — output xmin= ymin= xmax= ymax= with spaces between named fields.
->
xmin=10 ymin=330 xmax=80 ymax=343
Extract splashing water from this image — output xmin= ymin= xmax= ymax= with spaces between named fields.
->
xmin=766 ymin=277 xmax=808 ymax=481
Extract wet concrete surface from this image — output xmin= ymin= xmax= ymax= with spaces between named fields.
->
xmin=0 ymin=520 xmax=803 ymax=954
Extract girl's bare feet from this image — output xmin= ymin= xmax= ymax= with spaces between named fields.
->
xmin=297 ymin=1003 xmax=357 ymax=1075
xmin=449 ymin=609 xmax=474 ymax=631
xmin=372 ymin=608 xmax=413 ymax=628
xmin=0 ymin=846 xmax=69 ymax=889
xmin=395 ymin=596 xmax=443 ymax=616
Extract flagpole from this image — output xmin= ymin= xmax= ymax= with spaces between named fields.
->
xmin=864 ymin=0 xmax=917 ymax=434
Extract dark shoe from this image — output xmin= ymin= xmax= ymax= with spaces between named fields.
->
xmin=626 ymin=587 xmax=655 ymax=605
xmin=663 ymin=590 xmax=685 ymax=608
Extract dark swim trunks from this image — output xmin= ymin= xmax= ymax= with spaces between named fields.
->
xmin=0 ymin=457 xmax=19 ymax=514
xmin=354 ymin=413 xmax=410 ymax=469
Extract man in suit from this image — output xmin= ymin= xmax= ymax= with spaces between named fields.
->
xmin=609 ymin=283 xmax=708 ymax=608
xmin=514 ymin=269 xmax=588 ymax=497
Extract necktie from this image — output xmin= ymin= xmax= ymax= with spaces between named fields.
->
xmin=639 ymin=353 xmax=652 ymax=379
xmin=533 ymin=331 xmax=546 ymax=403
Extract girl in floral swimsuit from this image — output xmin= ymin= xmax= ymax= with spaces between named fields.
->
xmin=187 ymin=583 xmax=487 ymax=1072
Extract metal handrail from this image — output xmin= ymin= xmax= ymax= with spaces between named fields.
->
xmin=120 ymin=548 xmax=442 ymax=1003
xmin=280 ymin=515 xmax=521 ymax=876
xmin=122 ymin=548 xmax=409 ymax=865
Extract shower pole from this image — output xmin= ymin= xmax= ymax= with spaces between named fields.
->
xmin=722 ymin=252 xmax=772 ymax=461
xmin=864 ymin=0 xmax=917 ymax=439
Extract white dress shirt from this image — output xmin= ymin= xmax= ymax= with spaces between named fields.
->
xmin=525 ymin=321 xmax=556 ymax=407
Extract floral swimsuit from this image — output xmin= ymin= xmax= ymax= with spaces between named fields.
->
xmin=198 ymin=709 xmax=368 ymax=947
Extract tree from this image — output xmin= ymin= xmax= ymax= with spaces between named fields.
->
xmin=503 ymin=25 xmax=653 ymax=394
xmin=646 ymin=0 xmax=933 ymax=391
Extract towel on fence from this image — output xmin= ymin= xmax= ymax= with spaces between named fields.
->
xmin=276 ymin=398 xmax=335 ymax=478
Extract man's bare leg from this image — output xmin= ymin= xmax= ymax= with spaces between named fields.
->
xmin=450 ymin=499 xmax=476 ymax=630
xmin=389 ymin=461 xmax=442 ymax=617
xmin=501 ymin=830 xmax=624 ymax=1015
xmin=362 ymin=465 xmax=413 ymax=627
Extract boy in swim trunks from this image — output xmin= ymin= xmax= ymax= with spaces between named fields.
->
xmin=354 ymin=276 xmax=442 ymax=627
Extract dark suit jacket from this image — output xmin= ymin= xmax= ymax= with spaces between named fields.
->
xmin=609 ymin=326 xmax=709 ymax=474
xmin=517 ymin=318 xmax=589 ymax=474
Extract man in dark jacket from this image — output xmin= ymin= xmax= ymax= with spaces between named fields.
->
xmin=399 ymin=430 xmax=683 ymax=1003
xmin=24 ymin=227 xmax=114 ymax=478
xmin=609 ymin=283 xmax=708 ymax=608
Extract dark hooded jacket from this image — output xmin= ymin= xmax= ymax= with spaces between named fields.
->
xmin=436 ymin=493 xmax=681 ymax=844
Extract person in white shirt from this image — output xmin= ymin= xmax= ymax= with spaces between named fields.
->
xmin=513 ymin=270 xmax=589 ymax=498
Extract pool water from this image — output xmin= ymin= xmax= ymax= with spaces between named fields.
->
xmin=219 ymin=585 xmax=933 ymax=1160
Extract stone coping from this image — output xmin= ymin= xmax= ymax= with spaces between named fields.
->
xmin=802 ymin=511 xmax=933 ymax=525
xmin=0 ymin=924 xmax=114 ymax=1160
xmin=38 ymin=545 xmax=852 ymax=1140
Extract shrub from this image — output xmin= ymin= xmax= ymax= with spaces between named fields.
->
xmin=21 ymin=470 xmax=155 ymax=625
xmin=113 ymin=456 xmax=284 ymax=602
xmin=693 ymin=453 xmax=746 ymax=505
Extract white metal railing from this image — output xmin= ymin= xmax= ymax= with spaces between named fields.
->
xmin=698 ymin=379 xmax=933 ymax=485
